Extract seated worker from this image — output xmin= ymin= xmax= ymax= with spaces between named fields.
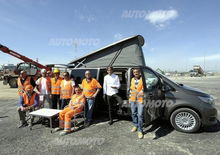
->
xmin=17 ymin=85 xmax=39 ymax=128
xmin=55 ymin=86 xmax=85 ymax=136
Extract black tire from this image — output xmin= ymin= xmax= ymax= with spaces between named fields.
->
xmin=9 ymin=78 xmax=18 ymax=88
xmin=170 ymin=108 xmax=201 ymax=133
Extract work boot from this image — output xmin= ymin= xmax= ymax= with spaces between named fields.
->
xmin=138 ymin=132 xmax=144 ymax=139
xmin=108 ymin=120 xmax=113 ymax=125
xmin=17 ymin=121 xmax=28 ymax=128
xmin=28 ymin=119 xmax=34 ymax=127
xmin=85 ymin=121 xmax=91 ymax=127
xmin=131 ymin=126 xmax=137 ymax=132
xmin=28 ymin=123 xmax=33 ymax=128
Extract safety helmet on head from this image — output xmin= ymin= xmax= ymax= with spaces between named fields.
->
xmin=41 ymin=69 xmax=47 ymax=74
xmin=53 ymin=68 xmax=60 ymax=73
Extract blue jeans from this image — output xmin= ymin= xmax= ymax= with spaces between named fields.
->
xmin=86 ymin=98 xmax=95 ymax=122
xmin=130 ymin=102 xmax=144 ymax=132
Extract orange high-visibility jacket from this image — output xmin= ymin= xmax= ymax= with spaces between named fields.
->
xmin=129 ymin=77 xmax=144 ymax=104
xmin=23 ymin=92 xmax=37 ymax=106
xmin=81 ymin=78 xmax=102 ymax=98
xmin=17 ymin=77 xmax=31 ymax=96
xmin=51 ymin=77 xmax=63 ymax=95
xmin=38 ymin=77 xmax=51 ymax=93
xmin=60 ymin=80 xmax=73 ymax=99
xmin=69 ymin=94 xmax=85 ymax=110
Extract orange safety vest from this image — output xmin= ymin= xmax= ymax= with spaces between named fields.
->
xmin=82 ymin=78 xmax=102 ymax=98
xmin=60 ymin=80 xmax=73 ymax=99
xmin=23 ymin=92 xmax=38 ymax=106
xmin=17 ymin=77 xmax=31 ymax=96
xmin=69 ymin=94 xmax=85 ymax=110
xmin=129 ymin=77 xmax=144 ymax=104
xmin=38 ymin=77 xmax=51 ymax=93
xmin=51 ymin=77 xmax=63 ymax=95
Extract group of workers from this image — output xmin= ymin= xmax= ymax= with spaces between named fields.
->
xmin=17 ymin=67 xmax=145 ymax=139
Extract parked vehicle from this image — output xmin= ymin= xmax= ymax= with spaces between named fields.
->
xmin=69 ymin=35 xmax=218 ymax=133
xmin=0 ymin=44 xmax=51 ymax=88
xmin=190 ymin=65 xmax=206 ymax=77
xmin=0 ymin=65 xmax=3 ymax=81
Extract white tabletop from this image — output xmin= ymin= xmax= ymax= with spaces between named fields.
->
xmin=29 ymin=108 xmax=62 ymax=117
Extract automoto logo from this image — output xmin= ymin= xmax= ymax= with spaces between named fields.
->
xmin=144 ymin=99 xmax=174 ymax=108
xmin=53 ymin=137 xmax=105 ymax=146
xmin=48 ymin=38 xmax=100 ymax=47
xmin=121 ymin=10 xmax=148 ymax=19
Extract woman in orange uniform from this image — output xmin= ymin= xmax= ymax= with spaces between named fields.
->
xmin=55 ymin=86 xmax=85 ymax=136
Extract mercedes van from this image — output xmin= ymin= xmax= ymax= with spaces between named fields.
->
xmin=68 ymin=35 xmax=218 ymax=133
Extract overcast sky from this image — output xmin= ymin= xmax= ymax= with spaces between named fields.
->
xmin=0 ymin=0 xmax=220 ymax=71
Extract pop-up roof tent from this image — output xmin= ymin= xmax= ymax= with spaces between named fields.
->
xmin=69 ymin=35 xmax=146 ymax=68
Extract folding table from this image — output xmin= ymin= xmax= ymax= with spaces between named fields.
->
xmin=29 ymin=108 xmax=61 ymax=133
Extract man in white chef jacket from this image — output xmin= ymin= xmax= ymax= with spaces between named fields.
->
xmin=103 ymin=66 xmax=123 ymax=125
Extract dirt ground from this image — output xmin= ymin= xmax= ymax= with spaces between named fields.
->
xmin=0 ymin=76 xmax=220 ymax=155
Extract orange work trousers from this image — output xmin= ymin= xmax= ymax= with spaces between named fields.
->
xmin=59 ymin=107 xmax=82 ymax=132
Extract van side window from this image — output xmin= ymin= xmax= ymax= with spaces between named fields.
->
xmin=100 ymin=69 xmax=128 ymax=99
xmin=70 ymin=69 xmax=98 ymax=85
xmin=142 ymin=68 xmax=159 ymax=90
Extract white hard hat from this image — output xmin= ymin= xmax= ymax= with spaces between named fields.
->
xmin=41 ymin=69 xmax=47 ymax=74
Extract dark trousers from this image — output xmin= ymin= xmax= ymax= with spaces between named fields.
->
xmin=106 ymin=94 xmax=123 ymax=121
xmin=17 ymin=107 xmax=34 ymax=124
xmin=51 ymin=94 xmax=61 ymax=109
xmin=61 ymin=99 xmax=71 ymax=109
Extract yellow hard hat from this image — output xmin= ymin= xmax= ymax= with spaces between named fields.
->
xmin=53 ymin=68 xmax=60 ymax=73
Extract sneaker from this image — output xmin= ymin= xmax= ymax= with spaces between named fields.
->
xmin=131 ymin=126 xmax=137 ymax=132
xmin=54 ymin=127 xmax=62 ymax=132
xmin=59 ymin=131 xmax=68 ymax=136
xmin=138 ymin=132 xmax=144 ymax=139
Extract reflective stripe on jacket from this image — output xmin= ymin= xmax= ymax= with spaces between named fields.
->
xmin=81 ymin=78 xmax=102 ymax=98
xmin=129 ymin=77 xmax=144 ymax=104
xmin=60 ymin=80 xmax=73 ymax=99
xmin=69 ymin=94 xmax=85 ymax=110
xmin=51 ymin=77 xmax=63 ymax=95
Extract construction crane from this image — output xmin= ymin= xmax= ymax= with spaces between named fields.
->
xmin=0 ymin=44 xmax=50 ymax=70
xmin=0 ymin=44 xmax=51 ymax=88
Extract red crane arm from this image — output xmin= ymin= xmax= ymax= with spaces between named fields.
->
xmin=0 ymin=44 xmax=50 ymax=71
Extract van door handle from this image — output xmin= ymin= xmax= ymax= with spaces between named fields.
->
xmin=145 ymin=93 xmax=153 ymax=99
xmin=148 ymin=93 xmax=153 ymax=97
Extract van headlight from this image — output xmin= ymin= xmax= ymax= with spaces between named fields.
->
xmin=198 ymin=96 xmax=215 ymax=105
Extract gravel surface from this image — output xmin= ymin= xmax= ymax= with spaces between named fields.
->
xmin=0 ymin=76 xmax=219 ymax=155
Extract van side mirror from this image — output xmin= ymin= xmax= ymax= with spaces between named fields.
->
xmin=161 ymin=85 xmax=171 ymax=92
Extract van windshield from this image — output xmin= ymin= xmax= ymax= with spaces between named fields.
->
xmin=155 ymin=71 xmax=181 ymax=86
